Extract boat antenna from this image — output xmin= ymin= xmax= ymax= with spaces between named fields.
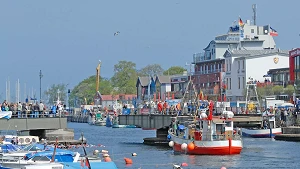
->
xmin=81 ymin=132 xmax=91 ymax=169
xmin=51 ymin=137 xmax=58 ymax=162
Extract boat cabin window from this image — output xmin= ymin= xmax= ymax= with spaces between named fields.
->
xmin=31 ymin=156 xmax=51 ymax=161
xmin=216 ymin=124 xmax=224 ymax=134
xmin=225 ymin=121 xmax=231 ymax=127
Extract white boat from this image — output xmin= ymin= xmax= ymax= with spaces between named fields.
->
xmin=241 ymin=114 xmax=281 ymax=138
xmin=168 ymin=102 xmax=243 ymax=155
xmin=94 ymin=119 xmax=106 ymax=126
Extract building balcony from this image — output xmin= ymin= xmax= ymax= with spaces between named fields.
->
xmin=194 ymin=69 xmax=225 ymax=75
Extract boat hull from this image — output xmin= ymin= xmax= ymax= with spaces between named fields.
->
xmin=242 ymin=128 xmax=282 ymax=138
xmin=112 ymin=124 xmax=138 ymax=128
xmin=171 ymin=135 xmax=242 ymax=155
xmin=94 ymin=121 xmax=106 ymax=126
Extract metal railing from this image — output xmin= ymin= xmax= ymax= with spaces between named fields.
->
xmin=0 ymin=110 xmax=72 ymax=119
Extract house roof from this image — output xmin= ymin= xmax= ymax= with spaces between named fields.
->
xmin=136 ymin=76 xmax=151 ymax=87
xmin=156 ymin=75 xmax=171 ymax=84
xmin=224 ymin=49 xmax=289 ymax=59
xmin=101 ymin=94 xmax=137 ymax=101
xmin=230 ymin=49 xmax=289 ymax=56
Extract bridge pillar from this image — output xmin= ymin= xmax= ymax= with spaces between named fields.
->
xmin=143 ymin=126 xmax=169 ymax=146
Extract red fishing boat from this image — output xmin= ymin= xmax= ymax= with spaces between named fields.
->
xmin=168 ymin=101 xmax=243 ymax=155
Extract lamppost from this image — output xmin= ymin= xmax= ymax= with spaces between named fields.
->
xmin=39 ymin=70 xmax=43 ymax=102
xmin=294 ymin=83 xmax=297 ymax=105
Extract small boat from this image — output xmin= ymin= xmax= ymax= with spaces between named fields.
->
xmin=112 ymin=124 xmax=139 ymax=128
xmin=0 ymin=161 xmax=119 ymax=169
xmin=94 ymin=119 xmax=106 ymax=126
xmin=241 ymin=113 xmax=282 ymax=138
xmin=168 ymin=101 xmax=243 ymax=155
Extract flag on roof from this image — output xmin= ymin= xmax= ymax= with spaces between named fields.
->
xmin=239 ymin=17 xmax=244 ymax=27
xmin=270 ymin=27 xmax=278 ymax=36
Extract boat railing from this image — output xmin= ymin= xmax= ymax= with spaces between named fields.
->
xmin=211 ymin=133 xmax=241 ymax=141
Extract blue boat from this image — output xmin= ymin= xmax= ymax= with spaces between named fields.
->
xmin=0 ymin=161 xmax=118 ymax=169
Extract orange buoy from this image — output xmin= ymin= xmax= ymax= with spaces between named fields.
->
xmin=187 ymin=142 xmax=195 ymax=151
xmin=124 ymin=157 xmax=133 ymax=164
xmin=181 ymin=162 xmax=188 ymax=167
xmin=104 ymin=157 xmax=112 ymax=162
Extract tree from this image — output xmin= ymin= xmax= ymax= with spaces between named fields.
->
xmin=44 ymin=84 xmax=67 ymax=105
xmin=111 ymin=61 xmax=138 ymax=94
xmin=163 ymin=66 xmax=186 ymax=76
xmin=69 ymin=76 xmax=113 ymax=106
xmin=138 ymin=64 xmax=164 ymax=76
xmin=272 ymin=85 xmax=284 ymax=95
xmin=284 ymin=85 xmax=295 ymax=96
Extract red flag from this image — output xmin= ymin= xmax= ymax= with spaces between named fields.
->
xmin=85 ymin=159 xmax=90 ymax=167
xmin=153 ymin=93 xmax=156 ymax=102
xmin=223 ymin=95 xmax=226 ymax=101
xmin=172 ymin=93 xmax=174 ymax=99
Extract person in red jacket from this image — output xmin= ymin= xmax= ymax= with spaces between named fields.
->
xmin=157 ymin=101 xmax=163 ymax=114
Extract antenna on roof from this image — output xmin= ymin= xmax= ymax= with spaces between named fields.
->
xmin=252 ymin=4 xmax=257 ymax=25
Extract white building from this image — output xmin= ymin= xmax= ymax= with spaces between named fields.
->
xmin=193 ymin=18 xmax=278 ymax=95
xmin=223 ymin=49 xmax=289 ymax=101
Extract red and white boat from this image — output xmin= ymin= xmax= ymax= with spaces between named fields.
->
xmin=168 ymin=101 xmax=243 ymax=155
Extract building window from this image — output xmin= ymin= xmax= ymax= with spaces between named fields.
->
xmin=242 ymin=60 xmax=245 ymax=69
xmin=238 ymin=61 xmax=240 ymax=70
xmin=226 ymin=78 xmax=229 ymax=90
xmin=229 ymin=78 xmax=232 ymax=89
xmin=238 ymin=77 xmax=240 ymax=89
xmin=226 ymin=60 xmax=228 ymax=72
xmin=251 ymin=29 xmax=254 ymax=33
xmin=242 ymin=77 xmax=245 ymax=89
xmin=229 ymin=60 xmax=231 ymax=71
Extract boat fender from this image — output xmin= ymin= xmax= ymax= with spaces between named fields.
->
xmin=187 ymin=142 xmax=195 ymax=151
xmin=132 ymin=153 xmax=137 ymax=156
xmin=181 ymin=143 xmax=187 ymax=150
xmin=169 ymin=141 xmax=174 ymax=147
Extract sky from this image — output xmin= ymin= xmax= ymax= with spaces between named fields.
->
xmin=0 ymin=0 xmax=299 ymax=102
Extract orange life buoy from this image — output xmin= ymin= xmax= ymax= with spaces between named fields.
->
xmin=124 ymin=158 xmax=133 ymax=164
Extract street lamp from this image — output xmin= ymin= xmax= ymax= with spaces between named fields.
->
xmin=293 ymin=83 xmax=297 ymax=105
xmin=39 ymin=70 xmax=43 ymax=102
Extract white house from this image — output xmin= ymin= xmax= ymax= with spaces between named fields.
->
xmin=223 ymin=49 xmax=289 ymax=101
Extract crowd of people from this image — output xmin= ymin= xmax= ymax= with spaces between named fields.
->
xmin=0 ymin=100 xmax=68 ymax=118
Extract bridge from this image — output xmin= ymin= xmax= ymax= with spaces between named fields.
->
xmin=0 ymin=117 xmax=67 ymax=138
xmin=118 ymin=114 xmax=262 ymax=129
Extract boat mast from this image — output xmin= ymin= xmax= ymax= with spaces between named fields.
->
xmin=81 ymin=132 xmax=91 ymax=169
xmin=245 ymin=77 xmax=260 ymax=113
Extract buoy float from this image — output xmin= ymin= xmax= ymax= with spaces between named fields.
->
xmin=181 ymin=162 xmax=188 ymax=167
xmin=103 ymin=154 xmax=110 ymax=157
xmin=187 ymin=142 xmax=195 ymax=151
xmin=220 ymin=167 xmax=227 ymax=169
xmin=169 ymin=141 xmax=174 ymax=147
xmin=101 ymin=150 xmax=108 ymax=153
xmin=124 ymin=157 xmax=133 ymax=164
xmin=104 ymin=157 xmax=112 ymax=162
xmin=132 ymin=153 xmax=137 ymax=156
xmin=181 ymin=143 xmax=187 ymax=150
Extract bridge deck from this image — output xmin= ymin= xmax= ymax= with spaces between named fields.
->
xmin=0 ymin=117 xmax=67 ymax=131
xmin=119 ymin=115 xmax=262 ymax=129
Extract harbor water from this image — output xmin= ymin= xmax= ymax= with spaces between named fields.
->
xmin=69 ymin=123 xmax=299 ymax=169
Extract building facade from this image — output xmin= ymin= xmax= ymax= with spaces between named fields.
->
xmin=289 ymin=48 xmax=300 ymax=86
xmin=267 ymin=68 xmax=290 ymax=87
xmin=193 ymin=18 xmax=277 ymax=100
xmin=223 ymin=49 xmax=289 ymax=101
